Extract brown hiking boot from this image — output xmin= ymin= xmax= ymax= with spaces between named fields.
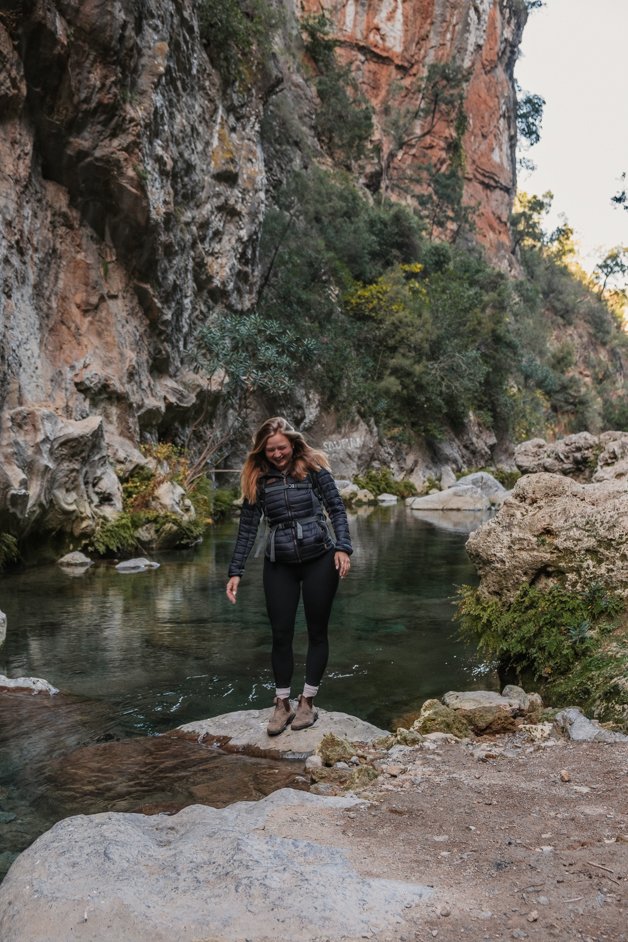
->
xmin=267 ymin=697 xmax=295 ymax=736
xmin=290 ymin=694 xmax=318 ymax=731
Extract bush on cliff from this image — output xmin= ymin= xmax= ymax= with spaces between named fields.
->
xmin=457 ymin=582 xmax=627 ymax=728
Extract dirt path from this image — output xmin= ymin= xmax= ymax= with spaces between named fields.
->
xmin=268 ymin=735 xmax=627 ymax=941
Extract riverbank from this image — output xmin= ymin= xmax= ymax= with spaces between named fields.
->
xmin=0 ymin=718 xmax=625 ymax=942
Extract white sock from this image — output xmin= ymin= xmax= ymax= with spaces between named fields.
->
xmin=276 ymin=687 xmax=291 ymax=701
xmin=303 ymin=683 xmax=318 ymax=699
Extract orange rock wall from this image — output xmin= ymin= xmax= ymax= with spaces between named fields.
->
xmin=297 ymin=0 xmax=525 ymax=266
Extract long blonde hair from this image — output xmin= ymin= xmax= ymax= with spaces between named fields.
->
xmin=240 ymin=417 xmax=330 ymax=503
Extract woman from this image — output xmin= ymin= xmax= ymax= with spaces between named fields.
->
xmin=226 ymin=417 xmax=352 ymax=735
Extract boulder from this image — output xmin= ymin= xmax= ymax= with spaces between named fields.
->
xmin=442 ymin=690 xmax=521 ymax=734
xmin=57 ymin=551 xmax=93 ymax=568
xmin=554 ymin=708 xmax=628 ymax=743
xmin=407 ymin=485 xmax=491 ymax=512
xmin=353 ymin=488 xmax=376 ymax=506
xmin=0 ymin=611 xmax=5 ymax=646
xmin=150 ymin=481 xmax=196 ymax=520
xmin=455 ymin=472 xmax=508 ymax=506
xmin=0 ymin=409 xmax=123 ymax=540
xmin=0 ymin=790 xmax=432 ymax=942
xmin=466 ymin=472 xmax=628 ymax=601
xmin=411 ymin=699 xmax=472 ymax=738
xmin=176 ymin=708 xmax=388 ymax=759
xmin=0 ymin=674 xmax=58 ymax=695
xmin=316 ymin=732 xmax=355 ymax=766
xmin=406 ymin=508 xmax=492 ymax=534
xmin=514 ymin=431 xmax=628 ymax=483
xmin=376 ymin=492 xmax=398 ymax=504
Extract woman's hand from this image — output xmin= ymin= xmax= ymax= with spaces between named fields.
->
xmin=334 ymin=551 xmax=351 ymax=579
xmin=226 ymin=576 xmax=241 ymax=604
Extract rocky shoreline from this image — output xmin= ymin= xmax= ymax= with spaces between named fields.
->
xmin=0 ymin=682 xmax=626 ymax=942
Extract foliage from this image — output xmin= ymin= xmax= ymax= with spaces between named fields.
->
xmin=457 ymin=582 xmax=627 ymax=726
xmin=195 ymin=310 xmax=320 ymax=412
xmin=515 ymin=84 xmax=545 ymax=146
xmin=198 ymin=0 xmax=277 ymax=86
xmin=353 ymin=468 xmax=417 ymax=499
xmin=0 ymin=533 xmax=19 ymax=570
xmin=302 ymin=13 xmax=373 ymax=165
xmin=211 ymin=487 xmax=240 ymax=520
xmin=380 ymin=62 xmax=473 ymax=237
xmin=89 ymin=513 xmax=138 ymax=557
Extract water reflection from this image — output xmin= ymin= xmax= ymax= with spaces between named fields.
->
xmin=0 ymin=505 xmax=495 ymax=879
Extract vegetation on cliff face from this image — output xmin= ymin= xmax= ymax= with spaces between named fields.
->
xmin=457 ymin=582 xmax=628 ymax=729
xmin=196 ymin=163 xmax=627 ymax=446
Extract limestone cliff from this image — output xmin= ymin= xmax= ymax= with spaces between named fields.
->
xmin=0 ymin=0 xmax=525 ymax=546
xmin=297 ymin=0 xmax=525 ymax=264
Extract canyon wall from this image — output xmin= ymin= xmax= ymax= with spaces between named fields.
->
xmin=0 ymin=0 xmax=524 ymax=544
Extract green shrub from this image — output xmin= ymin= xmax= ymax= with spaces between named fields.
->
xmin=0 ymin=533 xmax=19 ymax=570
xmin=457 ymin=582 xmax=627 ymax=726
xmin=353 ymin=468 xmax=417 ymax=498
xmin=198 ymin=0 xmax=278 ymax=86
xmin=89 ymin=513 xmax=138 ymax=557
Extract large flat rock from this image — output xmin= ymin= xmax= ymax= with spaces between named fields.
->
xmin=175 ymin=707 xmax=388 ymax=758
xmin=0 ymin=790 xmax=431 ymax=942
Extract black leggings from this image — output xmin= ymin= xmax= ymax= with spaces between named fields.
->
xmin=263 ymin=549 xmax=339 ymax=689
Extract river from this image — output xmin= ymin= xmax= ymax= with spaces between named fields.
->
xmin=0 ymin=504 xmax=497 ymax=877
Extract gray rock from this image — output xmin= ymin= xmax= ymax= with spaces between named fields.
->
xmin=0 ymin=674 xmax=58 ymax=695
xmin=406 ymin=508 xmax=493 ymax=534
xmin=515 ymin=432 xmax=628 ymax=483
xmin=439 ymin=465 xmax=457 ymax=489
xmin=57 ymin=551 xmax=93 ymax=568
xmin=115 ymin=557 xmax=160 ymax=572
xmin=0 ymin=610 xmax=5 ymax=646
xmin=466 ymin=472 xmax=628 ymax=601
xmin=443 ymin=690 xmax=521 ymax=714
xmin=554 ymin=708 xmax=628 ymax=743
xmin=456 ymin=471 xmax=508 ymax=506
xmin=176 ymin=707 xmax=388 ymax=758
xmin=407 ymin=485 xmax=491 ymax=512
xmin=377 ymin=492 xmax=398 ymax=504
xmin=0 ymin=790 xmax=431 ymax=942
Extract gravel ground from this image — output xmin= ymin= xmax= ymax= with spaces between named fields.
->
xmin=267 ymin=733 xmax=627 ymax=942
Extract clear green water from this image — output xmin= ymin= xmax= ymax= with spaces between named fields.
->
xmin=0 ymin=505 xmax=496 ymax=875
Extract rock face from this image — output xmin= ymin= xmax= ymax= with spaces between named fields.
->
xmin=466 ymin=471 xmax=628 ymax=601
xmin=514 ymin=431 xmax=628 ymax=483
xmin=0 ymin=790 xmax=431 ymax=942
xmin=0 ymin=1 xmax=526 ymax=546
xmin=298 ymin=0 xmax=526 ymax=265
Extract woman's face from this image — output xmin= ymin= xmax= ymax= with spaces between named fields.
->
xmin=264 ymin=432 xmax=294 ymax=471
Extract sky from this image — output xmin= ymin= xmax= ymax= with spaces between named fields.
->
xmin=515 ymin=0 xmax=628 ymax=275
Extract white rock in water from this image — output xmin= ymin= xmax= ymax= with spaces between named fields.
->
xmin=456 ymin=471 xmax=508 ymax=505
xmin=0 ymin=674 xmax=58 ymax=695
xmin=115 ymin=557 xmax=160 ymax=572
xmin=0 ymin=611 xmax=6 ymax=646
xmin=407 ymin=485 xmax=491 ymax=512
xmin=57 ymin=551 xmax=93 ymax=568
xmin=377 ymin=493 xmax=398 ymax=504
xmin=0 ymin=790 xmax=431 ymax=942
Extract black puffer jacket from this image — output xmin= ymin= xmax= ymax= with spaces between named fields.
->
xmin=228 ymin=468 xmax=353 ymax=577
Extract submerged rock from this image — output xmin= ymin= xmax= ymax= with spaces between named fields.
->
xmin=115 ymin=557 xmax=160 ymax=572
xmin=0 ymin=675 xmax=58 ymax=695
xmin=0 ymin=790 xmax=431 ymax=942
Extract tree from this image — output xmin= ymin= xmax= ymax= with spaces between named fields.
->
xmin=593 ymin=247 xmax=628 ymax=296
